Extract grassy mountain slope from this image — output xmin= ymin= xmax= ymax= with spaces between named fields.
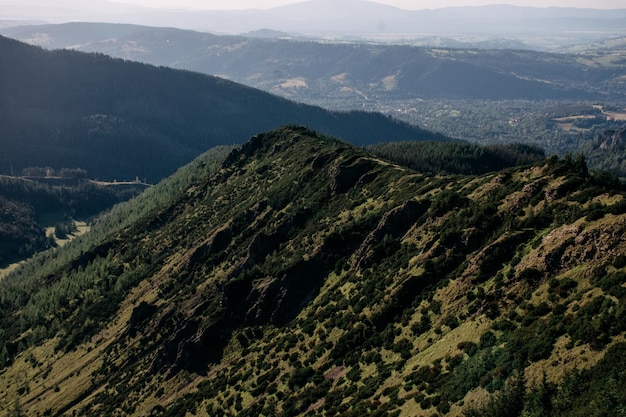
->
xmin=1 ymin=126 xmax=626 ymax=416
xmin=0 ymin=35 xmax=436 ymax=183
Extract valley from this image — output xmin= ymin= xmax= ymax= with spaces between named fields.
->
xmin=3 ymin=21 xmax=625 ymax=176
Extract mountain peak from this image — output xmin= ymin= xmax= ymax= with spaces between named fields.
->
xmin=223 ymin=125 xmax=339 ymax=164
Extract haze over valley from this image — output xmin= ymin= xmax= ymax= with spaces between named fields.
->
xmin=4 ymin=5 xmax=626 ymax=167
xmin=2 ymin=0 xmax=626 ymax=47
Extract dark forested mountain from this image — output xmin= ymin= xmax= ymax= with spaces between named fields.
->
xmin=0 ymin=35 xmax=438 ymax=183
xmin=1 ymin=126 xmax=625 ymax=416
xmin=2 ymin=23 xmax=613 ymax=104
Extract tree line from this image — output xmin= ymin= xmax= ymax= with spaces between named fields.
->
xmin=368 ymin=140 xmax=546 ymax=175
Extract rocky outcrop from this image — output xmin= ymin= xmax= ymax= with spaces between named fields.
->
xmin=188 ymin=226 xmax=233 ymax=265
xmin=594 ymin=127 xmax=626 ymax=150
xmin=352 ymin=199 xmax=428 ymax=269
xmin=329 ymin=156 xmax=378 ymax=195
xmin=516 ymin=214 xmax=626 ymax=276
xmin=243 ymin=258 xmax=328 ymax=326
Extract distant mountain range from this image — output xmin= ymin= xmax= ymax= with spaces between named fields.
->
xmin=0 ymin=35 xmax=440 ymax=182
xmin=2 ymin=1 xmax=625 ymax=38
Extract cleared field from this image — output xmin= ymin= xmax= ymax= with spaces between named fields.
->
xmin=0 ymin=218 xmax=90 ymax=280
xmin=45 ymin=220 xmax=90 ymax=247
xmin=552 ymin=114 xmax=596 ymax=131
xmin=603 ymin=109 xmax=626 ymax=121
xmin=553 ymin=106 xmax=626 ymax=131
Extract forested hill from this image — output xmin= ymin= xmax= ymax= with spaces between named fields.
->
xmin=1 ymin=126 xmax=625 ymax=416
xmin=0 ymin=35 xmax=440 ymax=183
xmin=368 ymin=141 xmax=546 ymax=175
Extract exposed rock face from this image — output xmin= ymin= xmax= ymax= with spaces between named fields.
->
xmin=329 ymin=156 xmax=378 ymax=195
xmin=128 ymin=301 xmax=157 ymax=338
xmin=242 ymin=258 xmax=328 ymax=326
xmin=353 ymin=199 xmax=428 ymax=269
xmin=518 ymin=214 xmax=626 ymax=276
xmin=151 ymin=307 xmax=228 ymax=374
xmin=188 ymin=226 xmax=233 ymax=265
xmin=594 ymin=127 xmax=626 ymax=150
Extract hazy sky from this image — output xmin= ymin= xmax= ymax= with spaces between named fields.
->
xmin=109 ymin=0 xmax=624 ymax=9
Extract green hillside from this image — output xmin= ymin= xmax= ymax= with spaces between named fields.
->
xmin=0 ymin=35 xmax=438 ymax=183
xmin=1 ymin=126 xmax=625 ymax=416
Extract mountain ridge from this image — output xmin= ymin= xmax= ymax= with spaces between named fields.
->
xmin=1 ymin=126 xmax=625 ymax=416
xmin=2 ymin=2 xmax=625 ymax=35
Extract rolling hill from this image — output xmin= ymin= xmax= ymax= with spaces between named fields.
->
xmin=0 ymin=35 xmax=438 ymax=183
xmin=2 ymin=23 xmax=611 ymax=103
xmin=1 ymin=126 xmax=625 ymax=416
